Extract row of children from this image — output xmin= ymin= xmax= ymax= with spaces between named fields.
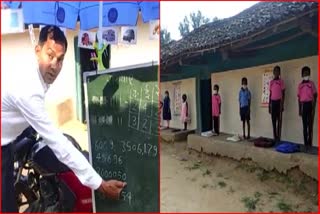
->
xmin=160 ymin=92 xmax=189 ymax=131
xmin=161 ymin=66 xmax=317 ymax=151
xmin=211 ymin=66 xmax=317 ymax=151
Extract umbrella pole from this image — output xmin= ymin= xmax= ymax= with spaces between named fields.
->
xmin=28 ymin=24 xmax=36 ymax=47
xmin=98 ymin=1 xmax=103 ymax=46
xmin=28 ymin=24 xmax=38 ymax=65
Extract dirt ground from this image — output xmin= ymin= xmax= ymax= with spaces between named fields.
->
xmin=160 ymin=141 xmax=318 ymax=212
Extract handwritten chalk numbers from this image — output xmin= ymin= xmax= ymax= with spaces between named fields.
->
xmin=96 ymin=167 xmax=127 ymax=181
xmin=121 ymin=141 xmax=157 ymax=157
xmin=121 ymin=191 xmax=133 ymax=205
xmin=129 ymin=114 xmax=139 ymax=129
xmin=122 ymin=140 xmax=131 ymax=153
xmin=94 ymin=139 xmax=116 ymax=151
xmin=95 ymin=153 xmax=123 ymax=165
xmin=139 ymin=117 xmax=150 ymax=133
xmin=117 ymin=116 xmax=123 ymax=126
xmin=95 ymin=139 xmax=106 ymax=151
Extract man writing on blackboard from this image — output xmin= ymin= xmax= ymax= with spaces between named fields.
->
xmin=1 ymin=26 xmax=126 ymax=212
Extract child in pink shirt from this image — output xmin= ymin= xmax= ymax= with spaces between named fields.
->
xmin=297 ymin=66 xmax=317 ymax=151
xmin=212 ymin=84 xmax=221 ymax=135
xmin=269 ymin=66 xmax=285 ymax=141
xmin=180 ymin=94 xmax=189 ymax=131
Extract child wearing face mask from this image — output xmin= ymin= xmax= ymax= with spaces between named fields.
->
xmin=180 ymin=94 xmax=189 ymax=131
xmin=297 ymin=66 xmax=317 ymax=152
xmin=212 ymin=84 xmax=221 ymax=135
xmin=269 ymin=66 xmax=285 ymax=141
xmin=239 ymin=77 xmax=251 ymax=139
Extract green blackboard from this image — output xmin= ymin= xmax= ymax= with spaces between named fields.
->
xmin=84 ymin=62 xmax=159 ymax=212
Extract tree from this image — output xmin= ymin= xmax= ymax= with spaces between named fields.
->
xmin=179 ymin=10 xmax=218 ymax=38
xmin=160 ymin=29 xmax=172 ymax=46
xmin=178 ymin=16 xmax=190 ymax=38
xmin=190 ymin=11 xmax=210 ymax=30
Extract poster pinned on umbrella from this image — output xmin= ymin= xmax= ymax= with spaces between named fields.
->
xmin=120 ymin=26 xmax=137 ymax=44
xmin=78 ymin=31 xmax=96 ymax=49
xmin=1 ymin=9 xmax=24 ymax=34
xmin=149 ymin=20 xmax=159 ymax=40
xmin=100 ymin=27 xmax=119 ymax=45
xmin=261 ymin=67 xmax=274 ymax=107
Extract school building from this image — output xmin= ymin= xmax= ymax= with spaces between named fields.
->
xmin=160 ymin=2 xmax=318 ymax=146
xmin=2 ymin=13 xmax=159 ymax=127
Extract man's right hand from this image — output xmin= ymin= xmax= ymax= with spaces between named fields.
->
xmin=98 ymin=180 xmax=127 ymax=200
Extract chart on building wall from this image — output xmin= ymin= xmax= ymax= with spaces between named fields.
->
xmin=173 ymin=82 xmax=181 ymax=115
xmin=261 ymin=67 xmax=273 ymax=107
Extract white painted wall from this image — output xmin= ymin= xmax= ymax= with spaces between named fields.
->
xmin=1 ymin=28 xmax=77 ymax=125
xmin=1 ymin=14 xmax=159 ymax=126
xmin=160 ymin=78 xmax=197 ymax=130
xmin=211 ymin=56 xmax=318 ymax=146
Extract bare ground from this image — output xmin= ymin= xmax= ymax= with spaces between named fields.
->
xmin=160 ymin=141 xmax=318 ymax=212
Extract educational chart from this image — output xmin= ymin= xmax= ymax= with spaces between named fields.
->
xmin=261 ymin=67 xmax=273 ymax=107
xmin=84 ymin=62 xmax=159 ymax=212
xmin=173 ymin=81 xmax=181 ymax=115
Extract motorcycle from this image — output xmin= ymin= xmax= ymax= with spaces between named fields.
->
xmin=13 ymin=126 xmax=93 ymax=212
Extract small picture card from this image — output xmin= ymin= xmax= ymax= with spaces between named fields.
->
xmin=149 ymin=19 xmax=159 ymax=40
xmin=1 ymin=9 xmax=24 ymax=34
xmin=120 ymin=26 xmax=137 ymax=44
xmin=78 ymin=30 xmax=96 ymax=49
xmin=100 ymin=27 xmax=118 ymax=45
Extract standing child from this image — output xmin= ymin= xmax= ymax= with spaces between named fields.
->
xmin=162 ymin=91 xmax=171 ymax=129
xmin=180 ymin=94 xmax=189 ymax=131
xmin=212 ymin=84 xmax=221 ymax=135
xmin=239 ymin=77 xmax=251 ymax=139
xmin=269 ymin=66 xmax=285 ymax=141
xmin=297 ymin=66 xmax=317 ymax=151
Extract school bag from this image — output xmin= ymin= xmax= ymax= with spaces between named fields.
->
xmin=253 ymin=137 xmax=275 ymax=148
xmin=275 ymin=141 xmax=300 ymax=153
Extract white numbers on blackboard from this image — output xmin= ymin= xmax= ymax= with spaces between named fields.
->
xmin=95 ymin=153 xmax=123 ymax=165
xmin=121 ymin=191 xmax=133 ymax=205
xmin=94 ymin=136 xmax=158 ymax=158
xmin=94 ymin=139 xmax=116 ymax=151
xmin=119 ymin=76 xmax=133 ymax=86
xmin=132 ymin=115 xmax=137 ymax=126
xmin=91 ymin=114 xmax=113 ymax=126
xmin=120 ymin=140 xmax=158 ymax=157
xmin=142 ymin=118 xmax=148 ymax=131
xmin=95 ymin=167 xmax=127 ymax=181
xmin=127 ymin=84 xmax=159 ymax=136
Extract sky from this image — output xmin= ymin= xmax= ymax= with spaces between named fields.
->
xmin=161 ymin=1 xmax=260 ymax=40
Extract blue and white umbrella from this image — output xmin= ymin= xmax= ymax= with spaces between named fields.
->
xmin=3 ymin=1 xmax=159 ymax=69
xmin=7 ymin=1 xmax=160 ymax=30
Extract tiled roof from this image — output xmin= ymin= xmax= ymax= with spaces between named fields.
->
xmin=161 ymin=2 xmax=318 ymax=64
